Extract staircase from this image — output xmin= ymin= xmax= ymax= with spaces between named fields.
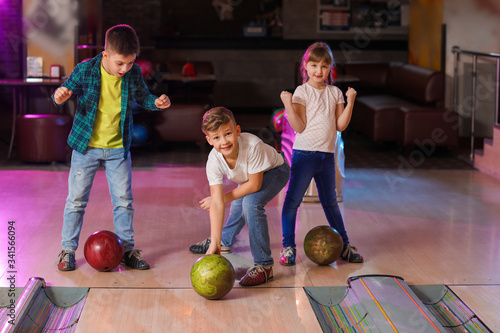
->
xmin=474 ymin=124 xmax=500 ymax=179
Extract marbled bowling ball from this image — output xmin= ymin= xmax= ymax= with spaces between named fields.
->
xmin=304 ymin=225 xmax=343 ymax=265
xmin=84 ymin=230 xmax=124 ymax=272
xmin=190 ymin=254 xmax=235 ymax=300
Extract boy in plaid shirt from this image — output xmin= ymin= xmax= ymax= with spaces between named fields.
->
xmin=53 ymin=24 xmax=170 ymax=271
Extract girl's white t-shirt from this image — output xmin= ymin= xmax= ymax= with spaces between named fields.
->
xmin=206 ymin=132 xmax=284 ymax=186
xmin=291 ymin=83 xmax=344 ymax=153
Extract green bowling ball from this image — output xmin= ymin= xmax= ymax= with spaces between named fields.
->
xmin=190 ymin=254 xmax=235 ymax=300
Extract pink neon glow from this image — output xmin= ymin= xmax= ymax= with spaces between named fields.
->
xmin=22 ymin=114 xmax=58 ymax=119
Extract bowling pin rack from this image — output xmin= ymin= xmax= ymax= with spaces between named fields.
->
xmin=305 ymin=274 xmax=492 ymax=333
xmin=0 ymin=277 xmax=88 ymax=333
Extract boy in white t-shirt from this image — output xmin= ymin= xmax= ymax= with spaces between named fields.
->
xmin=190 ymin=107 xmax=290 ymax=286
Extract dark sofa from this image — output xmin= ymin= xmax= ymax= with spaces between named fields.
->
xmin=344 ymin=62 xmax=458 ymax=149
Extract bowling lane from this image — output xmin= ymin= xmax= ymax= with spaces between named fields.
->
xmin=3 ymin=167 xmax=500 ymax=332
xmin=449 ymin=285 xmax=500 ymax=330
xmin=75 ymin=287 xmax=321 ymax=332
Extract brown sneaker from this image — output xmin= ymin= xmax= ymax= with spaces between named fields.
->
xmin=239 ymin=265 xmax=273 ymax=286
xmin=57 ymin=250 xmax=76 ymax=271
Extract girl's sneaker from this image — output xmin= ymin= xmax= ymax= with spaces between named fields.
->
xmin=340 ymin=244 xmax=364 ymax=263
xmin=280 ymin=246 xmax=296 ymax=266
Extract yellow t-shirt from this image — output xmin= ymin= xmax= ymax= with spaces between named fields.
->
xmin=88 ymin=62 xmax=123 ymax=148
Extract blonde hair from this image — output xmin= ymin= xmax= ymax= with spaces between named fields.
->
xmin=300 ymin=42 xmax=337 ymax=85
xmin=201 ymin=107 xmax=237 ymax=135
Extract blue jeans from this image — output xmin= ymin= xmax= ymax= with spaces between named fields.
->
xmin=281 ymin=150 xmax=349 ymax=248
xmin=221 ymin=161 xmax=290 ymax=266
xmin=62 ymin=148 xmax=135 ymax=251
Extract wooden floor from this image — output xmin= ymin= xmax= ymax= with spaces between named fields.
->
xmin=1 ymin=162 xmax=500 ymax=332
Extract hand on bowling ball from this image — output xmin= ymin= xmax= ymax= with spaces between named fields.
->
xmin=206 ymin=241 xmax=221 ymax=255
xmin=54 ymin=87 xmax=73 ymax=105
xmin=155 ymin=94 xmax=171 ymax=109
xmin=199 ymin=196 xmax=212 ymax=211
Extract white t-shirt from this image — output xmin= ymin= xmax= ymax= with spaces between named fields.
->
xmin=206 ymin=132 xmax=284 ymax=186
xmin=292 ymin=83 xmax=344 ymax=153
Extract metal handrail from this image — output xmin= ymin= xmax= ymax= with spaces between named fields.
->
xmin=452 ymin=47 xmax=500 ymax=59
xmin=452 ymin=46 xmax=500 ymax=162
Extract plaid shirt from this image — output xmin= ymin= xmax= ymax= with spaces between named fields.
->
xmin=53 ymin=53 xmax=160 ymax=158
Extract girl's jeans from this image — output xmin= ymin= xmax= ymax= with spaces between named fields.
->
xmin=221 ymin=160 xmax=290 ymax=267
xmin=281 ymin=150 xmax=348 ymax=248
xmin=62 ymin=148 xmax=135 ymax=251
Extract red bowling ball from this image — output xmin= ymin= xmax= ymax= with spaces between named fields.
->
xmin=135 ymin=58 xmax=153 ymax=78
xmin=84 ymin=230 xmax=125 ymax=272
